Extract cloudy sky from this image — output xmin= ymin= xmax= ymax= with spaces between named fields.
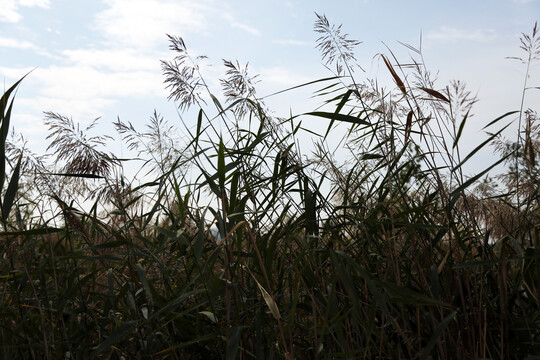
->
xmin=1 ymin=0 xmax=539 ymax=165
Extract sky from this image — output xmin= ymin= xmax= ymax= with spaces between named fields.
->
xmin=1 ymin=0 xmax=539 ymax=173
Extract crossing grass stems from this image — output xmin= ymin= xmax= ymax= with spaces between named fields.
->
xmin=0 ymin=15 xmax=538 ymax=359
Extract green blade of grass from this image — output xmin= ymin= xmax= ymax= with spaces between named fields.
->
xmin=450 ymin=154 xmax=510 ymax=209
xmin=1 ymin=153 xmax=22 ymax=224
xmin=419 ymin=311 xmax=457 ymax=360
xmin=324 ymin=89 xmax=355 ymax=139
xmin=452 ymin=122 xmax=511 ymax=173
xmin=453 ymin=110 xmax=469 ymax=149
xmin=90 ymin=321 xmax=138 ymax=359
xmin=226 ymin=326 xmax=246 ymax=360
xmin=0 ymin=227 xmax=62 ymax=236
xmin=481 ymin=110 xmax=519 ymax=130
xmin=305 ymin=111 xmax=370 ymax=125
xmin=217 ymin=138 xmax=226 ymax=190
xmin=136 ymin=263 xmax=154 ymax=306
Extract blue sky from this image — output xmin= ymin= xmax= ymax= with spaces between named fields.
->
xmin=1 ymin=0 xmax=539 ymax=165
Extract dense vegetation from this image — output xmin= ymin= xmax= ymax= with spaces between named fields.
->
xmin=0 ymin=15 xmax=538 ymax=359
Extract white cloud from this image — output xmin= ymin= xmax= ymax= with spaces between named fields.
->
xmin=17 ymin=95 xmax=116 ymax=120
xmin=32 ymin=65 xmax=165 ymax=101
xmin=61 ymin=48 xmax=165 ymax=72
xmin=0 ymin=36 xmax=38 ymax=50
xmin=2 ymin=0 xmax=213 ymax=123
xmin=222 ymin=13 xmax=260 ymax=36
xmin=0 ymin=1 xmax=22 ymax=22
xmin=46 ymin=27 xmax=61 ymax=35
xmin=259 ymin=67 xmax=312 ymax=88
xmin=1 ymin=63 xmax=166 ymax=122
xmin=230 ymin=21 xmax=261 ymax=36
xmin=0 ymin=0 xmax=50 ymax=23
xmin=18 ymin=0 xmax=49 ymax=7
xmin=426 ymin=27 xmax=496 ymax=43
xmin=0 ymin=66 xmax=35 ymax=81
xmin=7 ymin=112 xmax=49 ymax=141
xmin=94 ymin=0 xmax=211 ymax=50
xmin=272 ymin=39 xmax=310 ymax=46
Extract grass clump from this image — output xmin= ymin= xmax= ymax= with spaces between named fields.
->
xmin=0 ymin=15 xmax=538 ymax=359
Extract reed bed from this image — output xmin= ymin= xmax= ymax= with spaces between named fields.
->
xmin=0 ymin=15 xmax=538 ymax=359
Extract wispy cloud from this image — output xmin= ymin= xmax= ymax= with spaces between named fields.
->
xmin=259 ymin=67 xmax=312 ymax=88
xmin=33 ymin=66 xmax=165 ymax=99
xmin=272 ymin=39 xmax=310 ymax=46
xmin=426 ymin=27 xmax=496 ymax=43
xmin=0 ymin=5 xmax=21 ymax=23
xmin=61 ymin=48 xmax=163 ymax=72
xmin=0 ymin=36 xmax=39 ymax=50
xmin=0 ymin=66 xmax=35 ymax=81
xmin=7 ymin=64 xmax=165 ymax=123
xmin=0 ymin=0 xmax=50 ymax=23
xmin=223 ymin=13 xmax=260 ymax=36
xmin=95 ymin=0 xmax=211 ymax=50
xmin=230 ymin=21 xmax=261 ymax=36
xmin=1 ymin=0 xmax=214 ymax=122
xmin=19 ymin=0 xmax=49 ymax=6
xmin=46 ymin=27 xmax=61 ymax=35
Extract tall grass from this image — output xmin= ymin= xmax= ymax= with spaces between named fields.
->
xmin=0 ymin=16 xmax=538 ymax=359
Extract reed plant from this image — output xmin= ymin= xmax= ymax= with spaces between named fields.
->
xmin=0 ymin=15 xmax=538 ymax=359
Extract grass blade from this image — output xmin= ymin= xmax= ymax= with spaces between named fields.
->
xmin=419 ymin=87 xmax=450 ymax=102
xmin=305 ymin=111 xmax=370 ymax=125
xmin=381 ymin=54 xmax=407 ymax=94
xmin=90 ymin=321 xmax=138 ymax=359
xmin=419 ymin=311 xmax=457 ymax=360
xmin=1 ymin=153 xmax=22 ymax=224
